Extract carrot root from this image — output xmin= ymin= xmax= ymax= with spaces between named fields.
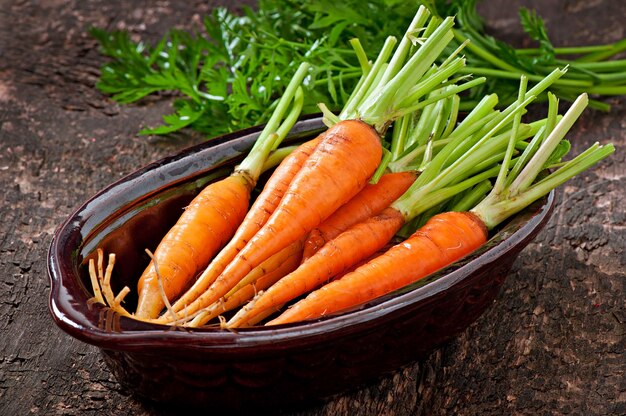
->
xmin=227 ymin=207 xmax=406 ymax=328
xmin=182 ymin=120 xmax=383 ymax=318
xmin=169 ymin=138 xmax=321 ymax=316
xmin=135 ymin=173 xmax=252 ymax=319
xmin=88 ymin=249 xmax=133 ymax=318
xmin=302 ymin=171 xmax=416 ymax=260
xmin=185 ymin=240 xmax=303 ymax=327
xmin=267 ymin=211 xmax=487 ymax=325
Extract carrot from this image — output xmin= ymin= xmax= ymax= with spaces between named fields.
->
xmin=175 ymin=119 xmax=383 ymax=317
xmin=268 ymin=211 xmax=487 ymax=325
xmin=225 ymin=162 xmax=500 ymax=328
xmin=302 ymin=171 xmax=417 ymax=260
xmin=176 ymin=11 xmax=473 ymax=319
xmin=135 ymin=175 xmax=252 ymax=318
xmin=227 ymin=207 xmax=406 ymax=327
xmin=185 ymin=240 xmax=303 ymax=327
xmin=267 ymin=91 xmax=614 ymax=325
xmin=330 ymin=241 xmax=397 ymax=282
xmin=134 ymin=63 xmax=310 ymax=318
xmin=169 ymin=136 xmax=321 ymax=315
xmin=227 ymin=71 xmax=580 ymax=326
xmin=225 ymin=239 xmax=305 ymax=299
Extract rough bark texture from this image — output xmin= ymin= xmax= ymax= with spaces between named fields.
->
xmin=0 ymin=1 xmax=623 ymax=415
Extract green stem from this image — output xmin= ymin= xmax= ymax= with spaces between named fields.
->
xmin=559 ymin=84 xmax=626 ymax=95
xmin=441 ymin=94 xmax=460 ymax=139
xmin=318 ymin=102 xmax=341 ymax=127
xmin=471 ymin=90 xmax=615 ymax=230
xmin=273 ymin=87 xmax=304 ymax=150
xmin=419 ymin=94 xmax=536 ymax=193
xmin=505 ymin=126 xmax=545 ymax=189
xmin=408 ymin=95 xmax=438 ymax=148
xmin=398 ymin=58 xmax=466 ymax=108
xmin=454 ymin=93 xmax=499 ymax=131
xmin=396 ymin=116 xmax=537 ymax=220
xmin=473 ymin=143 xmax=614 ymax=229
xmin=378 ymin=6 xmax=431 ymax=87
xmin=401 ymin=100 xmax=499 ymax=183
xmin=399 ymin=165 xmax=501 ymax=220
xmin=236 ymin=63 xmax=309 ymax=180
xmin=449 ymin=180 xmax=493 ymax=212
xmin=369 ymin=148 xmax=393 ymax=185
xmin=576 ymin=38 xmax=626 ymax=62
xmin=358 ymin=16 xmax=456 ymax=127
xmin=339 ymin=36 xmax=398 ymax=120
xmin=516 ymin=44 xmax=615 ymax=55
xmin=390 ymin=113 xmax=412 ymax=161
xmin=556 ymin=58 xmax=626 ymax=72
xmin=493 ymin=75 xmax=527 ymax=194
xmin=459 ymin=67 xmax=592 ymax=88
xmin=349 ymin=38 xmax=371 ymax=74
xmin=391 ymin=77 xmax=487 ymax=121
xmin=453 ymin=29 xmax=519 ymax=73
xmin=388 ymin=137 xmax=452 ymax=173
xmin=511 ymin=94 xmax=588 ymax=193
xmin=261 ymin=145 xmax=297 ymax=172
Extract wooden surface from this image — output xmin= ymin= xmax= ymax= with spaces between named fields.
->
xmin=0 ymin=1 xmax=624 ymax=414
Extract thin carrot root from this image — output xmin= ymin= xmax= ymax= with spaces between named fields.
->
xmin=226 ymin=207 xmax=406 ymax=328
xmin=184 ymin=240 xmax=303 ymax=327
xmin=87 ymin=248 xmax=194 ymax=325
xmin=230 ymin=299 xmax=283 ymax=328
xmin=144 ymin=248 xmax=178 ymax=323
xmin=221 ymin=290 xmax=283 ymax=328
xmin=88 ymin=248 xmax=132 ymax=317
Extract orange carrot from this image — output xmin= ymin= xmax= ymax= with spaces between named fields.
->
xmin=225 ymin=239 xmax=305 ymax=298
xmin=227 ymin=207 xmax=405 ymax=327
xmin=169 ymin=137 xmax=321 ymax=314
xmin=225 ymin=155 xmax=503 ymax=327
xmin=179 ymin=119 xmax=383 ymax=317
xmin=302 ymin=171 xmax=416 ymax=260
xmin=155 ymin=12 xmax=463 ymax=321
xmin=186 ymin=240 xmax=303 ymax=327
xmin=134 ymin=63 xmax=310 ymax=319
xmin=266 ymin=91 xmax=615 ymax=326
xmin=222 ymin=158 xmax=501 ymax=327
xmin=267 ymin=211 xmax=487 ymax=325
xmin=309 ymin=240 xmax=396 ymax=284
xmin=135 ymin=174 xmax=252 ymax=318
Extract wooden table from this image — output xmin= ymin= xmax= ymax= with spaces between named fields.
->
xmin=1 ymin=1 xmax=623 ymax=414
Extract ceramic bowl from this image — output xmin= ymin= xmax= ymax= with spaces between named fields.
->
xmin=48 ymin=116 xmax=555 ymax=412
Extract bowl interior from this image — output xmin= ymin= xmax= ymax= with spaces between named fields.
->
xmin=48 ymin=116 xmax=554 ymax=349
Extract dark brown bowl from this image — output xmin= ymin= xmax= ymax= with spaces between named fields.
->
xmin=48 ymin=116 xmax=555 ymax=412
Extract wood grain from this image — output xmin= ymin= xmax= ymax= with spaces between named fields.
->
xmin=0 ymin=1 xmax=623 ymax=414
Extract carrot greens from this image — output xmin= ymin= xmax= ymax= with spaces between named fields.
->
xmin=91 ymin=0 xmax=626 ymax=139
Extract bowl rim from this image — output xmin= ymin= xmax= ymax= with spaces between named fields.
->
xmin=48 ymin=116 xmax=556 ymax=352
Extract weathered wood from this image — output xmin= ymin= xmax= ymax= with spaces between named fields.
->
xmin=0 ymin=1 xmax=623 ymax=415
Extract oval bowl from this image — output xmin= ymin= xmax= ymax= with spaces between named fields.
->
xmin=48 ymin=116 xmax=555 ymax=412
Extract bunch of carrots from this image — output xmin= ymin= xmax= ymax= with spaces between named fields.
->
xmin=89 ymin=7 xmax=614 ymax=328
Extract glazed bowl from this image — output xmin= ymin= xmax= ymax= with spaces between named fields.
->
xmin=48 ymin=116 xmax=555 ymax=412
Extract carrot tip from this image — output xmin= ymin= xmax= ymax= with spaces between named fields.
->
xmin=144 ymin=248 xmax=179 ymax=323
xmin=218 ymin=315 xmax=227 ymax=329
